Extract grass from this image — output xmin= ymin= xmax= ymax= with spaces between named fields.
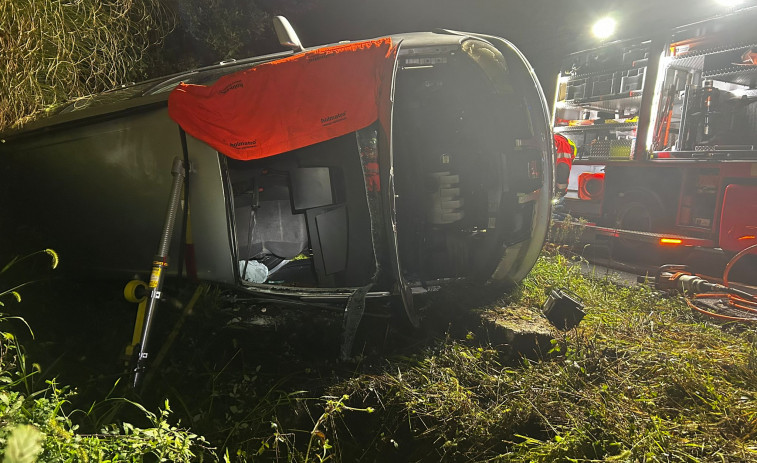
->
xmin=200 ymin=252 xmax=757 ymax=462
xmin=0 ymin=0 xmax=170 ymax=132
xmin=4 ymin=251 xmax=757 ymax=462
xmin=0 ymin=251 xmax=209 ymax=461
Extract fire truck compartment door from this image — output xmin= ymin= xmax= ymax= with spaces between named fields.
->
xmin=719 ymin=183 xmax=757 ymax=253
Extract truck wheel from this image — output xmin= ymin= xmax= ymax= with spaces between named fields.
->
xmin=615 ymin=198 xmax=660 ymax=232
xmin=610 ymin=191 xmax=664 ymax=262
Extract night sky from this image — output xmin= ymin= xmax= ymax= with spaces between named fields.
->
xmin=278 ymin=0 xmax=747 ymax=104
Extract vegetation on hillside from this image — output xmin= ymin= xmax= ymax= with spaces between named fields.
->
xmin=155 ymin=0 xmax=274 ymax=72
xmin=0 ymin=0 xmax=172 ymax=132
xmin=317 ymin=255 xmax=757 ymax=461
xmin=0 ymin=251 xmax=208 ymax=462
xmin=2 ymin=250 xmax=757 ymax=461
xmin=0 ymin=329 xmax=208 ymax=462
xmin=109 ymin=253 xmax=756 ymax=462
xmin=0 ymin=0 xmax=312 ymax=133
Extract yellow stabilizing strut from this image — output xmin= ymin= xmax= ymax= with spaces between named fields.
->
xmin=124 ymin=279 xmax=148 ymax=358
xmin=133 ymin=158 xmax=186 ymax=388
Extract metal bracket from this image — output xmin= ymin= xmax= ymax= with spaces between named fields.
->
xmin=340 ymin=285 xmax=371 ymax=360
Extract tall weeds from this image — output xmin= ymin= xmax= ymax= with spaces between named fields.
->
xmin=0 ymin=0 xmax=171 ymax=132
xmin=314 ymin=255 xmax=757 ymax=461
xmin=0 ymin=250 xmax=209 ymax=461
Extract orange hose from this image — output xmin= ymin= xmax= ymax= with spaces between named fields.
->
xmin=723 ymin=243 xmax=757 ymax=290
xmin=686 ymin=299 xmax=757 ymax=322
xmin=692 ymin=293 xmax=757 ymax=313
xmin=663 ymin=110 xmax=673 ymax=147
xmin=687 ymin=244 xmax=757 ymax=322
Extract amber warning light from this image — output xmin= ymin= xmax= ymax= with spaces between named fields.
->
xmin=660 ymin=238 xmax=683 ymax=245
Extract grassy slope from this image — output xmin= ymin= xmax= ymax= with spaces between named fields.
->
xmin=8 ymin=252 xmax=757 ymax=462
xmin=234 ymin=253 xmax=757 ymax=462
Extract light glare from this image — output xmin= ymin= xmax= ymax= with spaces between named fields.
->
xmin=716 ymin=0 xmax=744 ymax=6
xmin=592 ymin=17 xmax=616 ymax=39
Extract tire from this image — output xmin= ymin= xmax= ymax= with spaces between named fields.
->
xmin=610 ymin=191 xmax=665 ymax=263
xmin=615 ymin=198 xmax=660 ymax=232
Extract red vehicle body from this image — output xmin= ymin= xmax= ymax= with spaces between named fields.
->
xmin=552 ymin=7 xmax=757 ymax=265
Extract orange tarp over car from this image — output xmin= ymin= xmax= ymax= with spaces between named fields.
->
xmin=168 ymin=38 xmax=397 ymax=160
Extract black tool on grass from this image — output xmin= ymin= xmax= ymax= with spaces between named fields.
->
xmin=543 ymin=288 xmax=585 ymax=331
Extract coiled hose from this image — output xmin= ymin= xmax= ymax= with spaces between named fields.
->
xmin=687 ymin=244 xmax=757 ymax=322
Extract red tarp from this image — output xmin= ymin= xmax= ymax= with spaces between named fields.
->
xmin=168 ymin=38 xmax=397 ymax=160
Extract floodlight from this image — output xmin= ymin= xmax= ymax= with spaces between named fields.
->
xmin=592 ymin=17 xmax=616 ymax=40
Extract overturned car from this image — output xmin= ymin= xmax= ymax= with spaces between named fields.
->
xmin=0 ymin=20 xmax=552 ymax=375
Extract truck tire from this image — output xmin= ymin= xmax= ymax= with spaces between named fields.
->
xmin=615 ymin=197 xmax=661 ymax=232
xmin=610 ymin=190 xmax=664 ymax=262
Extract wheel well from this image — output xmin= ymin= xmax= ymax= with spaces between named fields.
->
xmin=601 ymin=166 xmax=680 ymax=229
xmin=603 ymin=187 xmax=672 ymax=231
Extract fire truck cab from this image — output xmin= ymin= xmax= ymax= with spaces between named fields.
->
xmin=553 ymin=6 xmax=757 ymax=264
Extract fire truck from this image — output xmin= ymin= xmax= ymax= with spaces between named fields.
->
xmin=552 ymin=6 xmax=757 ymax=267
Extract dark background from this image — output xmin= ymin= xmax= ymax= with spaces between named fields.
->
xmin=230 ymin=0 xmax=740 ymax=106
